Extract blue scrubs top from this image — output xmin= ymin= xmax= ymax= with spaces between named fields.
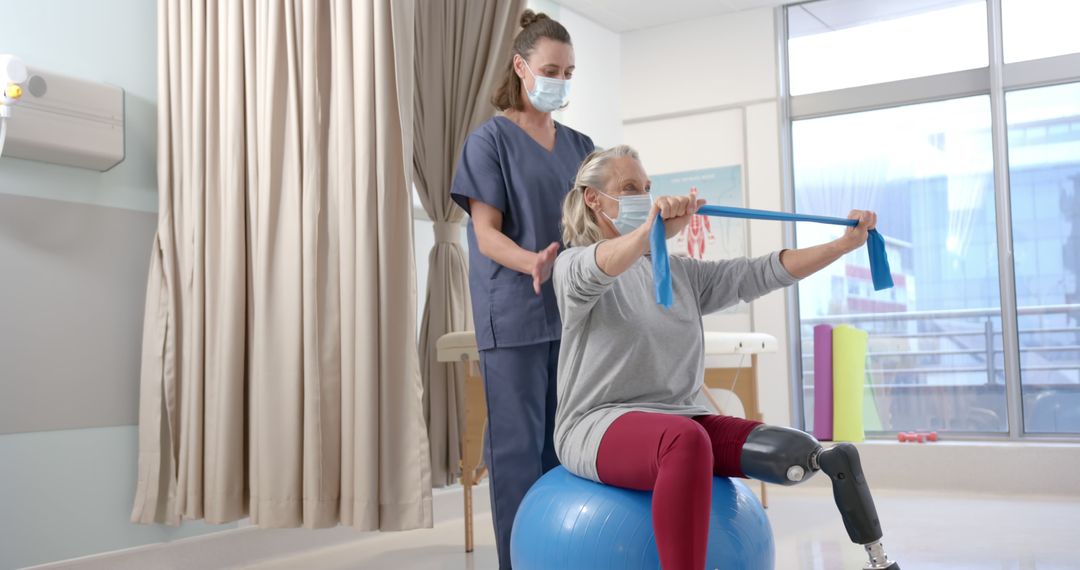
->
xmin=451 ymin=116 xmax=594 ymax=351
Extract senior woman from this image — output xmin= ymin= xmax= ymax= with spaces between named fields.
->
xmin=552 ymin=145 xmax=899 ymax=570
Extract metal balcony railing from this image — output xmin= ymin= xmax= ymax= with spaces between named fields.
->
xmin=794 ymin=304 xmax=1080 ymax=434
xmin=798 ymin=303 xmax=1080 ymax=384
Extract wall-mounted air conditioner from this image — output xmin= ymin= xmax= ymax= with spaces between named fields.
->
xmin=0 ymin=58 xmax=125 ymax=172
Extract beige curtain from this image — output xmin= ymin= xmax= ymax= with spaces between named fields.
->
xmin=414 ymin=0 xmax=525 ymax=488
xmin=132 ymin=0 xmax=432 ymax=530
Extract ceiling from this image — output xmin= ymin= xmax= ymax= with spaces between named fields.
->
xmin=788 ymin=0 xmax=975 ymax=37
xmin=554 ymin=0 xmax=977 ymax=34
xmin=554 ymin=0 xmax=791 ymax=33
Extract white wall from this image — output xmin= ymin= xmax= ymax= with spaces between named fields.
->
xmin=0 ymin=428 xmax=233 ymax=570
xmin=0 ymin=0 xmax=158 ymax=213
xmin=0 ymin=2 xmax=234 ymax=569
xmin=621 ymin=9 xmax=778 ymax=121
xmin=556 ymin=7 xmax=623 ymax=148
xmin=621 ymin=8 xmax=795 ymax=426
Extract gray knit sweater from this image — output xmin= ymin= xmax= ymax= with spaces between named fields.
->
xmin=552 ymin=242 xmax=798 ymax=482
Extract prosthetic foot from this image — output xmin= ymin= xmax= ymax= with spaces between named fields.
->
xmin=817 ymin=444 xmax=899 ymax=570
xmin=740 ymin=426 xmax=900 ymax=570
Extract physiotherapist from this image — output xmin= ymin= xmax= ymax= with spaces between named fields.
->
xmin=449 ymin=9 xmax=595 ymax=569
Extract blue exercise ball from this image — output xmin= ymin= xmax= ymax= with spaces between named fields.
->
xmin=510 ymin=466 xmax=774 ymax=570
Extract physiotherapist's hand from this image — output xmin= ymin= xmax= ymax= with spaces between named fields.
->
xmin=840 ymin=209 xmax=876 ymax=253
xmin=644 ymin=189 xmax=706 ymax=240
xmin=532 ymin=242 xmax=559 ymax=295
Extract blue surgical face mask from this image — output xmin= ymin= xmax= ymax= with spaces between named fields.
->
xmin=598 ymin=191 xmax=652 ymax=235
xmin=522 ymin=59 xmax=570 ymax=113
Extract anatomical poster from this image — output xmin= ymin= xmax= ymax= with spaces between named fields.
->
xmin=650 ymin=165 xmax=748 ymax=313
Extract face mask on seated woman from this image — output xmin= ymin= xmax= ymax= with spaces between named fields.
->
xmin=597 ymin=191 xmax=652 ymax=235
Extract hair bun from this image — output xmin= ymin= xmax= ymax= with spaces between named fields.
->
xmin=520 ymin=9 xmax=550 ymax=29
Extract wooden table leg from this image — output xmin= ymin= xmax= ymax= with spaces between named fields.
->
xmin=460 ymin=358 xmax=488 ymax=553
xmin=463 ymin=464 xmax=474 ymax=553
xmin=460 ymin=356 xmax=474 ymax=553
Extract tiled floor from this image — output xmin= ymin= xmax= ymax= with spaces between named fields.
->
xmin=241 ymin=487 xmax=1080 ymax=569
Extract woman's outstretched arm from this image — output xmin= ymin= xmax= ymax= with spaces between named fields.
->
xmin=779 ymin=210 xmax=876 ymax=279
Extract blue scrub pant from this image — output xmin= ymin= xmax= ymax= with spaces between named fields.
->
xmin=478 ymin=340 xmax=560 ymax=569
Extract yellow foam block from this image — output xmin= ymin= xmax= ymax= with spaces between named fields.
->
xmin=832 ymin=325 xmax=868 ymax=442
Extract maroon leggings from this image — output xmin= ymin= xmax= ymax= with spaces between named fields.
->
xmin=596 ymin=412 xmax=762 ymax=570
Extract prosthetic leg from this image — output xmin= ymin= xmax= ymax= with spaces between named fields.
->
xmin=740 ymin=425 xmax=900 ymax=570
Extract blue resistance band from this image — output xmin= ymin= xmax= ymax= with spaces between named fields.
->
xmin=649 ymin=204 xmax=894 ymax=308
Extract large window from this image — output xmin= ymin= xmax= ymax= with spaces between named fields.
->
xmin=1006 ymin=82 xmax=1080 ymax=433
xmin=785 ymin=0 xmax=1080 ymax=437
xmin=793 ymin=97 xmax=1004 ymax=433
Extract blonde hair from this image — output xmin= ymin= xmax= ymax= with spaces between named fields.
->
xmin=561 ymin=145 xmax=641 ymax=247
